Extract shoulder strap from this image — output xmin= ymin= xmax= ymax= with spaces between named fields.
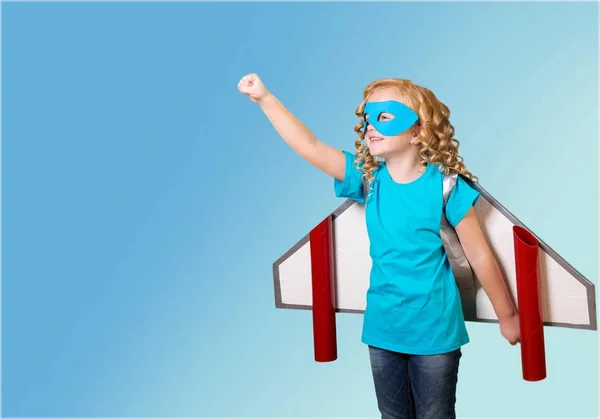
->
xmin=442 ymin=172 xmax=458 ymax=211
xmin=440 ymin=171 xmax=477 ymax=320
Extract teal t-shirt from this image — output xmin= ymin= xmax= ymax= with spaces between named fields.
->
xmin=334 ymin=151 xmax=480 ymax=355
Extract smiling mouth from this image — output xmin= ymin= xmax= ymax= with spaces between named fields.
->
xmin=369 ymin=137 xmax=384 ymax=143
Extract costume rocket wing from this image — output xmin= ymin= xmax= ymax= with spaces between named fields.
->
xmin=272 ymin=182 xmax=597 ymax=331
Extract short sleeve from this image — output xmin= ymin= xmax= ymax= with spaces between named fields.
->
xmin=333 ymin=150 xmax=365 ymax=203
xmin=444 ymin=175 xmax=480 ymax=227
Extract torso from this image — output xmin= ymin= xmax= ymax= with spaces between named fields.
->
xmin=361 ymin=162 xmax=469 ymax=355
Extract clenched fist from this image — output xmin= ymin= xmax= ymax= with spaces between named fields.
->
xmin=237 ymin=73 xmax=270 ymax=103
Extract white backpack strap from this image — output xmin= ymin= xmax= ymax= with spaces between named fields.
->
xmin=362 ymin=173 xmax=371 ymax=201
xmin=440 ymin=172 xmax=477 ymax=320
xmin=442 ymin=172 xmax=458 ymax=210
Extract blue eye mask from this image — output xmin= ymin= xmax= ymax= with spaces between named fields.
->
xmin=362 ymin=100 xmax=419 ymax=136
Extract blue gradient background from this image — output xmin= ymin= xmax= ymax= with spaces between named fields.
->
xmin=2 ymin=2 xmax=598 ymax=418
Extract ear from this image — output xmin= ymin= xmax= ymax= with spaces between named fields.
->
xmin=410 ymin=126 xmax=421 ymax=143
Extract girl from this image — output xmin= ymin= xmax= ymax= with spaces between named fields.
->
xmin=238 ymin=74 xmax=521 ymax=419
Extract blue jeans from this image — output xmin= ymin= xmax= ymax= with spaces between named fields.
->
xmin=368 ymin=345 xmax=462 ymax=419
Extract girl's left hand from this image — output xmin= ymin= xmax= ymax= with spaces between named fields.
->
xmin=499 ymin=312 xmax=521 ymax=345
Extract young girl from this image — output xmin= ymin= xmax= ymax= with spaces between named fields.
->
xmin=238 ymin=74 xmax=521 ymax=419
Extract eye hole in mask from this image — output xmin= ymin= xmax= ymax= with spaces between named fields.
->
xmin=364 ymin=112 xmax=395 ymax=122
xmin=362 ymin=100 xmax=419 ymax=136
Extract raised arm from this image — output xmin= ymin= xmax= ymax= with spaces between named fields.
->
xmin=238 ymin=73 xmax=346 ymax=181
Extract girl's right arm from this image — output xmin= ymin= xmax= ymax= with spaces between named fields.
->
xmin=238 ymin=73 xmax=346 ymax=181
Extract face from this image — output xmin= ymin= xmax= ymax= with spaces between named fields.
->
xmin=363 ymin=87 xmax=420 ymax=158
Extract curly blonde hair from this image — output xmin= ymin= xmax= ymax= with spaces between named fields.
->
xmin=352 ymin=78 xmax=478 ymax=192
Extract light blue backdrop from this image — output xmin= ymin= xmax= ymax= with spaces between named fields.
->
xmin=2 ymin=2 xmax=598 ymax=417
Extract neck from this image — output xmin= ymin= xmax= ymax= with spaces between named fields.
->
xmin=384 ymin=151 xmax=424 ymax=183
